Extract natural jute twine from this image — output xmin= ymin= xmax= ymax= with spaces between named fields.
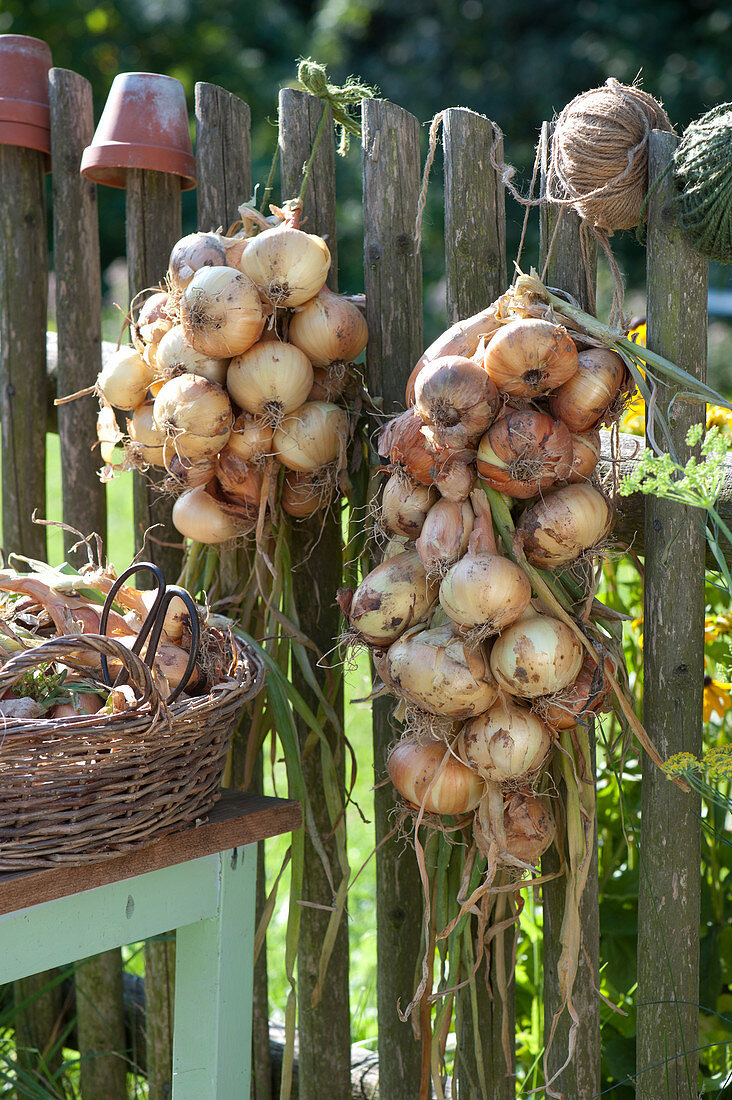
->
xmin=673 ymin=102 xmax=732 ymax=264
xmin=547 ymin=77 xmax=674 ymax=232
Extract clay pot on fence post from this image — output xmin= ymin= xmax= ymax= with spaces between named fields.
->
xmin=0 ymin=34 xmax=53 ymax=164
xmin=80 ymin=71 xmax=196 ymax=189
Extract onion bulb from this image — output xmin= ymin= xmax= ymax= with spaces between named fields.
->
xmin=135 ymin=291 xmax=172 ymax=347
xmin=380 ymin=473 xmax=438 ymax=539
xmin=388 ymin=738 xmax=485 ymax=816
xmin=489 ymin=613 xmax=583 ymax=698
xmin=567 ymin=430 xmax=601 ymax=483
xmin=474 ymin=790 xmax=556 ymax=863
xmin=535 ymin=652 xmax=611 ymax=730
xmin=288 ymin=286 xmax=368 ymax=365
xmin=97 ymin=347 xmax=155 ymax=411
xmin=226 ymin=340 xmax=313 ymax=426
xmin=281 ymin=470 xmax=328 ymax=518
xmin=416 ymin=499 xmax=473 ymax=576
xmin=273 ymin=402 xmax=347 ymax=473
xmin=413 ymin=355 xmax=499 ymax=447
xmin=308 ymin=363 xmax=349 ymax=402
xmin=168 ymin=231 xmax=228 ymax=293
xmin=439 ymin=490 xmax=531 ymax=637
xmin=381 ymin=623 xmax=497 ymax=718
xmin=227 ymin=413 xmax=273 ymax=465
xmin=517 ymin=484 xmax=613 ymax=569
xmin=155 ymin=325 xmax=229 ymax=385
xmin=337 ymin=550 xmax=437 ymax=646
xmin=477 ymin=409 xmax=572 ymax=498
xmin=378 ymin=409 xmax=473 ymax=490
xmin=458 ymin=700 xmax=552 ymax=782
xmin=126 ymin=401 xmax=165 ymax=467
xmin=549 ymin=348 xmax=625 ymax=432
xmin=172 ymin=484 xmax=251 ymax=544
xmin=153 ymin=374 xmax=232 ymax=464
xmin=239 ymin=206 xmax=331 ymax=308
xmin=480 ymin=318 xmax=578 ymax=397
xmin=181 ymin=266 xmax=264 ymax=358
xmin=216 ymin=448 xmax=263 ymax=509
xmin=165 ymin=453 xmax=216 ymax=491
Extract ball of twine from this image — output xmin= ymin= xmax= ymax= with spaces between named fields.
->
xmin=673 ymin=102 xmax=732 ymax=264
xmin=548 ymin=78 xmax=675 ymax=232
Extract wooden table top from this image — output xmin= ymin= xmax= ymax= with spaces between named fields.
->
xmin=0 ymin=790 xmax=301 ymax=916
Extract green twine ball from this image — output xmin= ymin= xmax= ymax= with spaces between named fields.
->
xmin=674 ymin=102 xmax=732 ymax=264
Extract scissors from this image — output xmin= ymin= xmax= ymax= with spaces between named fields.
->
xmin=99 ymin=562 xmax=200 ymax=704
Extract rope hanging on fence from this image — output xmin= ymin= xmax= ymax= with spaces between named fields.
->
xmin=673 ymin=102 xmax=732 ymax=264
xmin=296 ymin=58 xmax=377 ymax=156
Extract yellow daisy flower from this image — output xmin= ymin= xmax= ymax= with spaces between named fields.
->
xmin=703 ymin=676 xmax=732 ymax=722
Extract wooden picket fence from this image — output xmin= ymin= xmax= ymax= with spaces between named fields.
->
xmin=0 ymin=57 xmax=711 ymax=1100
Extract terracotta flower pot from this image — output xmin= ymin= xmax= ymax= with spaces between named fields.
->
xmin=80 ymin=72 xmax=196 ymax=190
xmin=0 ymin=35 xmax=53 ymax=157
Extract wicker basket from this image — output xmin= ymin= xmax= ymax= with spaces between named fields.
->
xmin=0 ymin=632 xmax=264 ymax=870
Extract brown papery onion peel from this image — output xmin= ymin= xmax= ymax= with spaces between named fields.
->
xmin=549 ymin=347 xmax=626 ymax=432
xmin=388 ymin=737 xmax=485 ymax=817
xmin=381 ymin=623 xmax=497 ymax=719
xmin=379 ymin=473 xmax=438 ymax=540
xmin=288 ymin=285 xmax=368 ymax=366
xmin=489 ymin=612 xmax=583 ymax=699
xmin=337 ymin=550 xmax=437 ymax=647
xmin=416 ymin=498 xmax=474 ymax=578
xmin=458 ymin=700 xmax=552 ymax=783
xmin=180 ymin=266 xmax=265 ymax=358
xmin=477 ymin=409 xmax=572 ymax=498
xmin=480 ymin=317 xmax=578 ymax=398
xmin=517 ymin=483 xmax=614 ymax=569
xmin=413 ymin=355 xmax=499 ymax=448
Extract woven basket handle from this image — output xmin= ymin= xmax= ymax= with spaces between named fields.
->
xmin=0 ymin=634 xmax=161 ymax=709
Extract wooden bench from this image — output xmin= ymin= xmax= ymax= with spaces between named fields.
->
xmin=0 ymin=790 xmax=301 ymax=1097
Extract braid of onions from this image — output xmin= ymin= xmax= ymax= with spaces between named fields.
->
xmin=339 ymin=274 xmax=650 ymax=1063
xmin=89 ymin=196 xmax=370 ymax=549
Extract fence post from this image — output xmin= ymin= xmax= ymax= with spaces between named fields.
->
xmin=636 ymin=129 xmax=706 ymax=1100
xmin=194 ymin=82 xmax=274 ymax=1100
xmin=126 ymin=168 xmax=183 ymax=582
xmin=0 ymin=144 xmax=47 ymax=561
xmin=49 ymin=68 xmax=107 ymax=564
xmin=279 ymin=88 xmax=352 ymax=1100
xmin=125 ymin=166 xmax=183 ymax=1099
xmin=539 ymin=121 xmax=601 ymax=1098
xmin=442 ymin=106 xmax=514 ymax=1099
xmin=362 ymin=97 xmax=424 ymax=1099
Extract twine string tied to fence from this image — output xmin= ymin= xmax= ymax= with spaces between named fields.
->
xmin=296 ymin=58 xmax=377 ymax=157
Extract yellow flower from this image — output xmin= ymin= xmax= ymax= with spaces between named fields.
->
xmin=705 ymin=612 xmax=732 ymax=643
xmin=664 ymin=751 xmax=700 ymax=776
xmin=619 ymin=323 xmax=647 ymax=435
xmin=707 ymin=405 xmax=732 ymax=441
xmin=703 ymin=676 xmax=732 ymax=722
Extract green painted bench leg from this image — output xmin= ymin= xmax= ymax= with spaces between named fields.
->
xmin=172 ymin=844 xmax=257 ymax=1098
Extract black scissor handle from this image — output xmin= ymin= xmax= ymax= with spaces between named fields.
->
xmin=99 ymin=564 xmax=200 ymax=704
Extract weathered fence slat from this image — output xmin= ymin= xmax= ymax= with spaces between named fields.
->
xmin=636 ymin=128 xmax=707 ymax=1100
xmin=0 ymin=144 xmax=48 ymax=562
xmin=443 ymin=106 xmax=514 ymax=1100
xmin=539 ymin=120 xmax=601 ymax=1099
xmin=194 ymin=81 xmax=274 ymax=1100
xmin=362 ymin=97 xmax=424 ymax=1099
xmin=75 ymin=950 xmax=127 ymax=1100
xmin=125 ymin=165 xmax=183 ymax=1096
xmin=279 ymin=87 xmax=352 ymax=1100
xmin=125 ymin=167 xmax=183 ymax=583
xmin=49 ymin=68 xmax=106 ymax=564
xmin=195 ymin=83 xmax=252 ymax=233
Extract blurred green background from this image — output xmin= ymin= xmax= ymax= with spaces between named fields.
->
xmin=4 ymin=0 xmax=732 ymax=381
